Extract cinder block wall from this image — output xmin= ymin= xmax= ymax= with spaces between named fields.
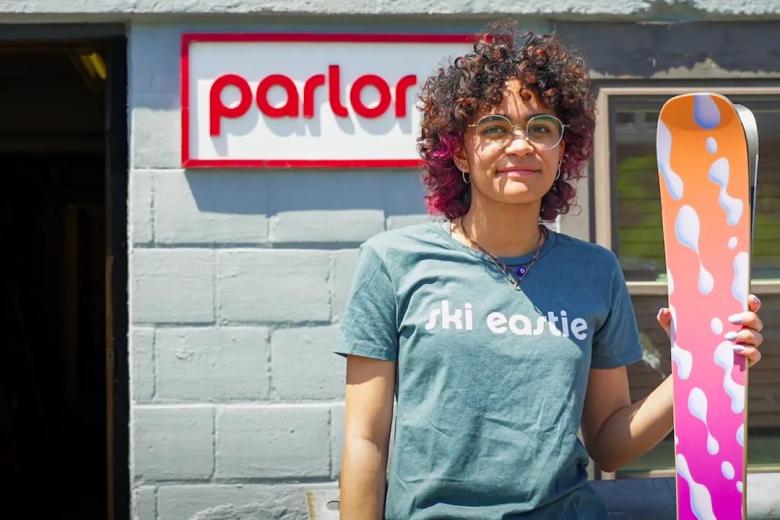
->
xmin=127 ymin=23 xmax=440 ymax=520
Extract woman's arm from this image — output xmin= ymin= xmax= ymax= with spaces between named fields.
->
xmin=339 ymin=354 xmax=396 ymax=520
xmin=581 ymin=366 xmax=673 ymax=473
xmin=581 ymin=296 xmax=764 ymax=473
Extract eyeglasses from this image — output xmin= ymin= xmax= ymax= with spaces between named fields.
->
xmin=467 ymin=114 xmax=567 ymax=150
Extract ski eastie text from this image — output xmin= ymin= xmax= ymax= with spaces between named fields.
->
xmin=423 ymin=300 xmax=589 ymax=340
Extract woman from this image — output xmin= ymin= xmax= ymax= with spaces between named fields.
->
xmin=335 ymin=24 xmax=764 ymax=519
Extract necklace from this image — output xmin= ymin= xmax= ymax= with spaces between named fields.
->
xmin=457 ymin=219 xmax=547 ymax=290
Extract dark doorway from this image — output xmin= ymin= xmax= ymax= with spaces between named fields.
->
xmin=0 ymin=31 xmax=128 ymax=520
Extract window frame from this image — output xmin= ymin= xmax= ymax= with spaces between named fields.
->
xmin=593 ymin=84 xmax=780 ymax=296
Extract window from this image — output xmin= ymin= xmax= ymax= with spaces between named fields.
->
xmin=594 ymin=87 xmax=780 ymax=477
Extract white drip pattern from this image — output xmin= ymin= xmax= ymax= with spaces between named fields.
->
xmin=713 ymin=341 xmax=746 ymax=414
xmin=657 ymin=120 xmax=685 ymax=200
xmin=711 ymin=318 xmax=723 ymax=335
xmin=676 ymin=454 xmax=717 ymax=520
xmin=670 ymin=306 xmax=693 ymax=380
xmin=706 ymin=136 xmax=718 ymax=155
xmin=675 ymin=205 xmax=714 ymax=295
xmin=732 ymin=252 xmax=749 ymax=309
xmin=689 ymin=387 xmax=719 ymax=455
xmin=708 ymin=158 xmax=744 ymax=226
xmin=721 ymin=461 xmax=735 ymax=480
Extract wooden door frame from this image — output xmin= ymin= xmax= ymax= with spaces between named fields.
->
xmin=105 ymin=32 xmax=129 ymax=520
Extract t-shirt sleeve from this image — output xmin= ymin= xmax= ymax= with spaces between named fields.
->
xmin=591 ymin=254 xmax=644 ymax=369
xmin=333 ymin=243 xmax=399 ymax=361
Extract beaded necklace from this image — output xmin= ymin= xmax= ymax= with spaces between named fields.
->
xmin=457 ymin=219 xmax=547 ymax=290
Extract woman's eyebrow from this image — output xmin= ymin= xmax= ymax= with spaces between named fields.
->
xmin=520 ymin=112 xmax=552 ymax=119
xmin=527 ymin=112 xmax=556 ymax=119
xmin=484 ymin=112 xmax=554 ymax=121
xmin=480 ymin=114 xmax=510 ymax=121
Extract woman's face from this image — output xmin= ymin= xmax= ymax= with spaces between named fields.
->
xmin=455 ymin=78 xmax=565 ymax=211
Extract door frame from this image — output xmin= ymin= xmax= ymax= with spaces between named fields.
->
xmin=0 ymin=24 xmax=129 ymax=520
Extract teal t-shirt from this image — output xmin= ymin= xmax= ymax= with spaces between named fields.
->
xmin=335 ymin=221 xmax=643 ymax=519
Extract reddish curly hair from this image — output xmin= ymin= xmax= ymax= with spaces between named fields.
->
xmin=417 ymin=23 xmax=596 ymax=221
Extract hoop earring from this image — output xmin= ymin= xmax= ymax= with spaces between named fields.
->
xmin=554 ymin=167 xmax=562 ymax=181
xmin=461 ymin=170 xmax=470 ymax=184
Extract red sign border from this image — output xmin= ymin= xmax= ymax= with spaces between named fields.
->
xmin=181 ymin=32 xmax=473 ymax=169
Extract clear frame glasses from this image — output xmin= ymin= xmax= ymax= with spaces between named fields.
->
xmin=467 ymin=114 xmax=567 ymax=150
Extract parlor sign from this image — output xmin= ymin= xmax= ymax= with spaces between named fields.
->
xmin=181 ymin=33 xmax=472 ymax=168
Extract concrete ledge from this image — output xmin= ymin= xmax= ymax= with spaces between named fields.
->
xmin=590 ymin=475 xmax=780 ymax=519
xmin=306 ymin=475 xmax=780 ymax=519
xmin=590 ymin=478 xmax=677 ymax=519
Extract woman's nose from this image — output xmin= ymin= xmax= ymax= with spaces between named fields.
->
xmin=503 ymin=132 xmax=535 ymax=155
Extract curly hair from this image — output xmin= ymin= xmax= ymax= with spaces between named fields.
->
xmin=417 ymin=22 xmax=596 ymax=221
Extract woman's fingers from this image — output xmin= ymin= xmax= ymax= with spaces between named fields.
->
xmin=728 ymin=295 xmax=764 ymax=367
xmin=727 ymin=294 xmax=764 ymax=369
xmin=734 ymin=345 xmax=762 ymax=368
xmin=656 ymin=307 xmax=672 ymax=337
xmin=725 ymin=329 xmax=763 ymax=347
xmin=659 ymin=295 xmax=764 ymax=367
xmin=727 ymin=310 xmax=763 ymax=333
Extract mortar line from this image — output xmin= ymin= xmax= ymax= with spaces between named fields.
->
xmin=210 ymin=406 xmax=217 ymax=481
xmin=328 ymin=252 xmax=335 ymax=323
xmin=150 ymin=170 xmax=156 ymax=244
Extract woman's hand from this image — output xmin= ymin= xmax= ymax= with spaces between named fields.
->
xmin=656 ymin=295 xmax=764 ymax=368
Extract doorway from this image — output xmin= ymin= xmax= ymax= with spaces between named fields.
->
xmin=0 ymin=29 xmax=128 ymax=520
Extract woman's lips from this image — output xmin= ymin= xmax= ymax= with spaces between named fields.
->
xmin=496 ymin=168 xmax=540 ymax=179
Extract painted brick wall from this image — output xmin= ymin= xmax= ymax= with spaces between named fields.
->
xmin=127 ymin=22 xmax=441 ymax=520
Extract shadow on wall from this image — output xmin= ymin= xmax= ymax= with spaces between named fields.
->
xmin=180 ymin=170 xmax=430 ymax=247
xmin=184 ymin=170 xmax=427 ymax=215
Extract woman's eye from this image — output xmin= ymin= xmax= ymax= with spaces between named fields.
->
xmin=481 ymin=125 xmax=510 ymax=135
xmin=528 ymin=124 xmax=551 ymax=135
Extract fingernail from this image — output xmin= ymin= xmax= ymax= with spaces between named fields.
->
xmin=657 ymin=308 xmax=664 ymax=319
xmin=725 ymin=331 xmax=739 ymax=340
xmin=728 ymin=314 xmax=743 ymax=324
xmin=733 ymin=346 xmax=746 ymax=353
xmin=752 ymin=295 xmax=761 ymax=305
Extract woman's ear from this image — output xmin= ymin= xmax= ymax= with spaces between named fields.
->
xmin=556 ymin=140 xmax=566 ymax=175
xmin=453 ymin=145 xmax=469 ymax=172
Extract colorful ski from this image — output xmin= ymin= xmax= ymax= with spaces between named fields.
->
xmin=656 ymin=92 xmax=758 ymax=520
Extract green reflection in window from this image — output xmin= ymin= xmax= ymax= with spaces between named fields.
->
xmin=613 ymin=96 xmax=780 ymax=282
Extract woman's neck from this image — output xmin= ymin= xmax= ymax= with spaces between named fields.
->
xmin=456 ymin=197 xmax=544 ymax=257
